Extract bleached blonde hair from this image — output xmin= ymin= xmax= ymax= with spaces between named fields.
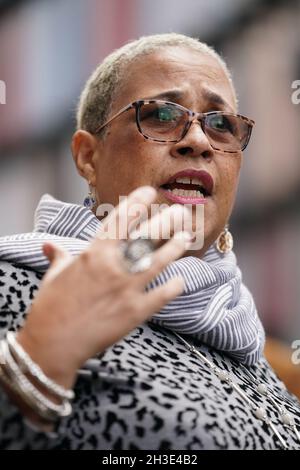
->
xmin=76 ymin=33 xmax=236 ymax=134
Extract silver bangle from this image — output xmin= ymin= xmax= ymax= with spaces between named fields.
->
xmin=0 ymin=339 xmax=72 ymax=422
xmin=0 ymin=360 xmax=55 ymax=422
xmin=0 ymin=347 xmax=58 ymax=422
xmin=6 ymin=332 xmax=74 ymax=401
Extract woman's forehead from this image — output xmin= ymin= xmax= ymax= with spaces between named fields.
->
xmin=140 ymin=87 xmax=235 ymax=113
xmin=114 ymin=47 xmax=236 ymax=111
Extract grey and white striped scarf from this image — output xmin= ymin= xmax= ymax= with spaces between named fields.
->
xmin=0 ymin=194 xmax=265 ymax=365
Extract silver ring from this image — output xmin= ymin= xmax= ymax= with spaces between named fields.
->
xmin=120 ymin=238 xmax=155 ymax=274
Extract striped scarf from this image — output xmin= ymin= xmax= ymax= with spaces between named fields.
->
xmin=0 ymin=194 xmax=265 ymax=365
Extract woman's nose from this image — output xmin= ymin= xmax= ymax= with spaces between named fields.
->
xmin=170 ymin=119 xmax=214 ymax=160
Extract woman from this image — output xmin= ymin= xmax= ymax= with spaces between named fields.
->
xmin=0 ymin=33 xmax=299 ymax=450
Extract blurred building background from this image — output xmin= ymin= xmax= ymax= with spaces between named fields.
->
xmin=0 ymin=0 xmax=299 ymax=349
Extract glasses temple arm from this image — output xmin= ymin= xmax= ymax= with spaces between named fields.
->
xmin=94 ymin=104 xmax=135 ymax=134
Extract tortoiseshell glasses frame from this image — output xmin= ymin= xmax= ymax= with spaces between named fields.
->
xmin=94 ymin=99 xmax=255 ymax=153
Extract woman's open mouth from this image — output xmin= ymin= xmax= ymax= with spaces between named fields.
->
xmin=159 ymin=169 xmax=214 ymax=205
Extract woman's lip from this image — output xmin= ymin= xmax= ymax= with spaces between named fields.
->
xmin=164 ymin=169 xmax=214 ymax=195
xmin=159 ymin=187 xmax=207 ymax=205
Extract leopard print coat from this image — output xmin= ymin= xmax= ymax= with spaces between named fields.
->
xmin=0 ymin=260 xmax=300 ymax=450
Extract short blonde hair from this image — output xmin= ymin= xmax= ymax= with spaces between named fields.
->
xmin=76 ymin=33 xmax=235 ymax=134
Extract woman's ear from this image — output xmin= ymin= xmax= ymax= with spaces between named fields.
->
xmin=71 ymin=130 xmax=101 ymax=185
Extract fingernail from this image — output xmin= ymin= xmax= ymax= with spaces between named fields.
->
xmin=43 ymin=243 xmax=53 ymax=256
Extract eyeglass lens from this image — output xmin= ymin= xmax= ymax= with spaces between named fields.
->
xmin=137 ymin=102 xmax=250 ymax=151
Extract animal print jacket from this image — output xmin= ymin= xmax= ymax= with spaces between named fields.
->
xmin=0 ymin=261 xmax=300 ymax=450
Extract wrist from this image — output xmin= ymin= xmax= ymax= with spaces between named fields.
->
xmin=17 ymin=328 xmax=77 ymax=391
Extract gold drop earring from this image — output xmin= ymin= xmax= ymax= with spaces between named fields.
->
xmin=216 ymin=225 xmax=233 ymax=254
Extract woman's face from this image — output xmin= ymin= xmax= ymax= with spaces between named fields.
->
xmin=74 ymin=46 xmax=242 ymax=256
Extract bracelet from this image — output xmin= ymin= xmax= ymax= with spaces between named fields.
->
xmin=0 ymin=361 xmax=57 ymax=422
xmin=6 ymin=332 xmax=74 ymax=401
xmin=0 ymin=339 xmax=72 ymax=422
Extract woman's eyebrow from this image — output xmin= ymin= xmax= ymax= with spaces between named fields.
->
xmin=202 ymin=89 xmax=234 ymax=112
xmin=145 ymin=89 xmax=184 ymax=102
xmin=203 ymin=90 xmax=226 ymax=107
xmin=145 ymin=88 xmax=234 ymax=112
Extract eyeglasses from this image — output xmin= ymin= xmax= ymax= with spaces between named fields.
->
xmin=94 ymin=99 xmax=255 ymax=153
